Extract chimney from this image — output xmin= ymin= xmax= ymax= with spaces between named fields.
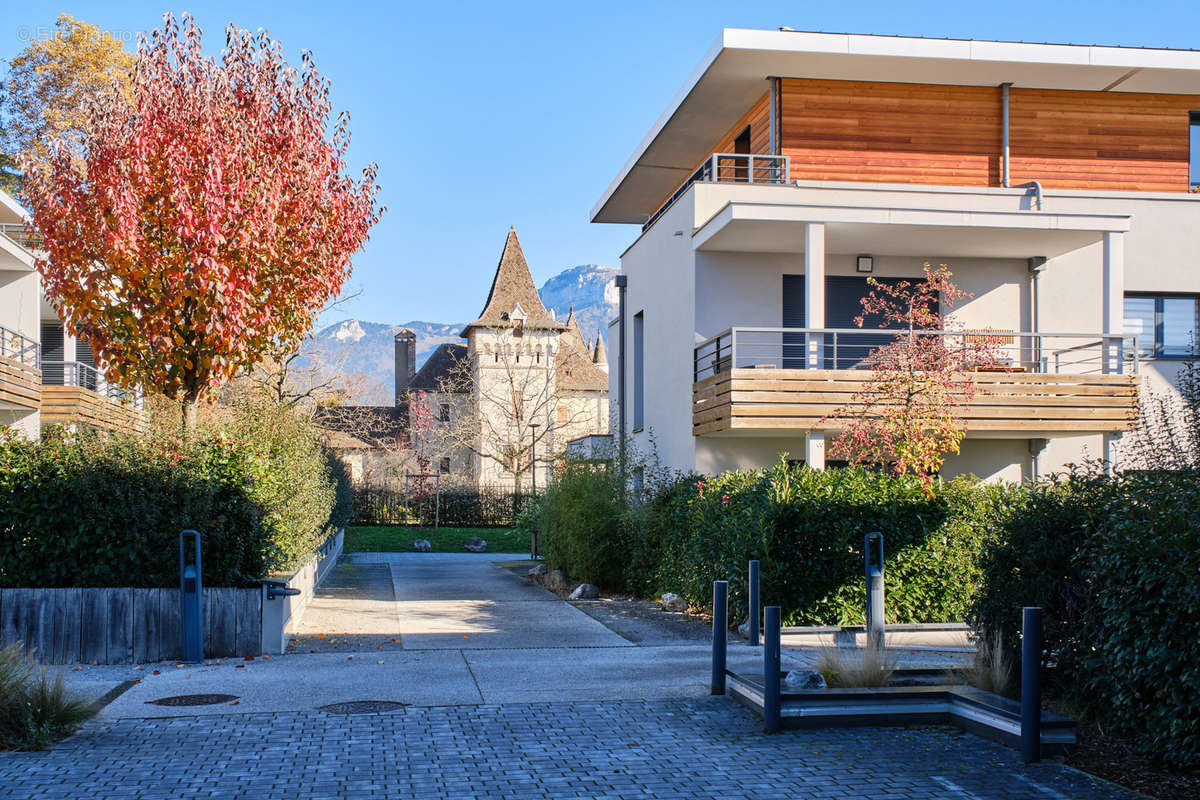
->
xmin=394 ymin=329 xmax=416 ymax=405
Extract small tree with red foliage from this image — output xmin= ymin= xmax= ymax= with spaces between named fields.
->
xmin=21 ymin=14 xmax=382 ymax=431
xmin=825 ymin=265 xmax=1001 ymax=491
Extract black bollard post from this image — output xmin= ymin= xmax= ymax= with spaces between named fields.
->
xmin=179 ymin=530 xmax=203 ymax=663
xmin=865 ymin=532 xmax=885 ymax=650
xmin=1021 ymin=606 xmax=1044 ymax=763
xmin=748 ymin=560 xmax=761 ymax=647
xmin=711 ymin=581 xmax=728 ymax=695
xmin=764 ymin=606 xmax=782 ymax=733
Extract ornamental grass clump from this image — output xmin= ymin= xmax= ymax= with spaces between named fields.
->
xmin=0 ymin=643 xmax=96 ymax=751
xmin=814 ymin=646 xmax=897 ymax=689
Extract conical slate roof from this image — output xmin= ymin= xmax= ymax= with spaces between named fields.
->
xmin=461 ymin=228 xmax=564 ymax=337
xmin=593 ymin=329 xmax=607 ymax=364
xmin=557 ymin=305 xmax=609 ymax=393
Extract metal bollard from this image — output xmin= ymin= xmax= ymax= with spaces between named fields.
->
xmin=711 ymin=581 xmax=728 ymax=695
xmin=865 ymin=532 xmax=885 ymax=650
xmin=748 ymin=560 xmax=761 ymax=647
xmin=1021 ymin=606 xmax=1044 ymax=763
xmin=764 ymin=606 xmax=781 ymax=733
xmin=179 ymin=530 xmax=203 ymax=663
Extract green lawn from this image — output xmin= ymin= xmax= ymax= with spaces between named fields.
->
xmin=344 ymin=526 xmax=529 ymax=554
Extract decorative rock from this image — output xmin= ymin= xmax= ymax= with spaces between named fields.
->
xmin=527 ymin=563 xmax=548 ymax=576
xmin=737 ymin=621 xmax=750 ymax=638
xmin=784 ymin=669 xmax=827 ymax=690
xmin=659 ymin=593 xmax=687 ymax=613
xmin=545 ymin=570 xmax=568 ymax=592
xmin=464 ymin=537 xmax=487 ymax=553
xmin=569 ymin=583 xmax=599 ymax=600
xmin=413 ymin=539 xmax=432 ymax=552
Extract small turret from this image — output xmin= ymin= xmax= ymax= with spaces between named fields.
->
xmin=593 ymin=328 xmax=608 ymax=374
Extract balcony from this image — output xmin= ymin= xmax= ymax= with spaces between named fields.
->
xmin=0 ymin=325 xmax=40 ymax=411
xmin=41 ymin=361 xmax=146 ymax=434
xmin=0 ymin=223 xmax=43 ymax=253
xmin=644 ymin=153 xmax=790 ymax=232
xmin=693 ymin=328 xmax=1140 ymax=438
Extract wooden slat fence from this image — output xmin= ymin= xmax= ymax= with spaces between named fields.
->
xmin=0 ymin=587 xmax=261 ymax=664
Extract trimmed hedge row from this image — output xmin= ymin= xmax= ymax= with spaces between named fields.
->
xmin=0 ymin=402 xmax=352 ymax=588
xmin=971 ymin=469 xmax=1200 ymax=769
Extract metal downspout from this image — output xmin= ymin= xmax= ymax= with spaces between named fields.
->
xmin=615 ymin=274 xmax=628 ymax=476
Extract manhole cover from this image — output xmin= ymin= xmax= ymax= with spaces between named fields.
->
xmin=146 ymin=693 xmax=239 ymax=707
xmin=317 ymin=700 xmax=406 ymax=715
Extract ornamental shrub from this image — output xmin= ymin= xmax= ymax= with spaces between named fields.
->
xmin=540 ymin=463 xmax=626 ymax=587
xmin=0 ymin=400 xmax=349 ymax=588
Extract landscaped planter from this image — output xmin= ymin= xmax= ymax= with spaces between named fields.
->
xmin=725 ymin=669 xmax=1076 ymax=754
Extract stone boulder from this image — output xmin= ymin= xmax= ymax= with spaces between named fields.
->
xmin=545 ymin=569 xmax=568 ymax=592
xmin=413 ymin=539 xmax=432 ymax=552
xmin=784 ymin=669 xmax=827 ymax=690
xmin=527 ymin=563 xmax=548 ymax=576
xmin=569 ymin=583 xmax=599 ymax=600
xmin=659 ymin=593 xmax=687 ymax=613
xmin=464 ymin=537 xmax=487 ymax=553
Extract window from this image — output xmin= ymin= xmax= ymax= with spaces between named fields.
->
xmin=439 ymin=457 xmax=451 ymax=474
xmin=512 ymin=319 xmax=524 ymax=337
xmin=1191 ymin=112 xmax=1200 ymax=190
xmin=439 ymin=403 xmax=450 ymax=422
xmin=632 ymin=311 xmax=644 ymax=431
xmin=1124 ymin=294 xmax=1200 ymax=358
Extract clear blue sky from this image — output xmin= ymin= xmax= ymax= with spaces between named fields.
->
xmin=6 ymin=2 xmax=1200 ymax=328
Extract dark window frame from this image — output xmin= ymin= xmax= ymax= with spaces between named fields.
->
xmin=1124 ymin=292 xmax=1200 ymax=359
xmin=1190 ymin=111 xmax=1200 ymax=191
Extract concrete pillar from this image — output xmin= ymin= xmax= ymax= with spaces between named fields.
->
xmin=1101 ymin=231 xmax=1125 ymax=375
xmin=804 ymin=222 xmax=826 ymax=369
xmin=806 ymin=430 xmax=826 ymax=470
xmin=1104 ymin=433 xmax=1122 ymax=475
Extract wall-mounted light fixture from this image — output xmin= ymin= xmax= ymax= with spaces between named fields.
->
xmin=856 ymin=254 xmax=874 ymax=274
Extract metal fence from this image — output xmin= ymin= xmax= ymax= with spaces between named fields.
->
xmin=0 ymin=222 xmax=42 ymax=252
xmin=644 ymin=153 xmax=790 ymax=232
xmin=693 ymin=327 xmax=1138 ymax=382
xmin=0 ymin=324 xmax=38 ymax=367
xmin=41 ymin=359 xmax=145 ymax=408
xmin=352 ymin=485 xmax=532 ymax=528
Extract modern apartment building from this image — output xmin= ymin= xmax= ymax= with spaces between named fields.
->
xmin=0 ymin=189 xmax=144 ymax=439
xmin=593 ymin=29 xmax=1200 ymax=481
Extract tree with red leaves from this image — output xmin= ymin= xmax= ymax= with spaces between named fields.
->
xmin=825 ymin=265 xmax=1000 ymax=491
xmin=21 ymin=14 xmax=382 ymax=430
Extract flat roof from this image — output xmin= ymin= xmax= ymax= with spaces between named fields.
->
xmin=591 ymin=29 xmax=1200 ymax=225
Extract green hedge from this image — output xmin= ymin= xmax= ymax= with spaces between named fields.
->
xmin=540 ymin=463 xmax=626 ymax=586
xmin=971 ymin=469 xmax=1200 ymax=768
xmin=0 ymin=401 xmax=351 ymax=588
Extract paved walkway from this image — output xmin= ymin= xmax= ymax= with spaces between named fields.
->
xmin=3 ymin=553 xmax=1134 ymax=799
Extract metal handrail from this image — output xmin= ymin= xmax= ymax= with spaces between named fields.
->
xmin=0 ymin=324 xmax=39 ymax=368
xmin=0 ymin=223 xmax=43 ymax=252
xmin=693 ymin=327 xmax=1137 ymax=382
xmin=40 ymin=360 xmax=144 ymax=409
xmin=643 ymin=153 xmax=791 ymax=233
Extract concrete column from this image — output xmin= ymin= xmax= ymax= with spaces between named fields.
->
xmin=806 ymin=430 xmax=826 ymax=470
xmin=1104 ymin=433 xmax=1122 ymax=474
xmin=1101 ymin=231 xmax=1125 ymax=375
xmin=804 ymin=223 xmax=826 ymax=369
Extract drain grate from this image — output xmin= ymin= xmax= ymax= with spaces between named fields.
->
xmin=317 ymin=700 xmax=406 ymax=715
xmin=147 ymin=693 xmax=239 ymax=707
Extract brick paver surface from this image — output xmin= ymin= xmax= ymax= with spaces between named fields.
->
xmin=0 ymin=697 xmax=1132 ymax=799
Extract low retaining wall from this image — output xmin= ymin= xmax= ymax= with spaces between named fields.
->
xmin=0 ymin=586 xmax=260 ymax=664
xmin=0 ymin=528 xmax=344 ymax=664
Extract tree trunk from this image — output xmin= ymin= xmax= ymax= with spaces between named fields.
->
xmin=181 ymin=399 xmax=198 ymax=435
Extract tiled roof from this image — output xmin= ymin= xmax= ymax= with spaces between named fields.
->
xmin=407 ymin=344 xmax=469 ymax=392
xmin=557 ymin=308 xmax=609 ymax=393
xmin=461 ymin=228 xmax=565 ymax=336
xmin=312 ymin=405 xmax=408 ymax=449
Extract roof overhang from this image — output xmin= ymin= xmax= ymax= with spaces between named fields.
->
xmin=591 ymin=28 xmax=1200 ymax=225
xmin=692 ymin=197 xmax=1131 ymax=259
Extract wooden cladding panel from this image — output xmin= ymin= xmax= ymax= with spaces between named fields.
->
xmin=1009 ymin=88 xmax=1195 ymax=192
xmin=40 ymin=385 xmax=145 ymax=434
xmin=693 ymin=368 xmax=1138 ymax=437
xmin=0 ymin=355 xmax=40 ymax=410
xmin=780 ymin=79 xmax=1001 ymax=187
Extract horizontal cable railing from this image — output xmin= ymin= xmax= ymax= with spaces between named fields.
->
xmin=0 ymin=223 xmax=43 ymax=252
xmin=643 ymin=153 xmax=790 ymax=232
xmin=41 ymin=360 xmax=144 ymax=409
xmin=0 ymin=324 xmax=39 ymax=368
xmin=694 ymin=327 xmax=1138 ymax=383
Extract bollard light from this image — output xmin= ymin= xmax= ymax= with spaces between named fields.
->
xmin=711 ymin=581 xmax=728 ymax=695
xmin=748 ymin=560 xmax=761 ymax=647
xmin=179 ymin=530 xmax=203 ymax=663
xmin=1021 ymin=606 xmax=1044 ymax=763
xmin=865 ymin=532 xmax=885 ymax=650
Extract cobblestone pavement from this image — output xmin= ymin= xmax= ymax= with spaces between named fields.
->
xmin=0 ymin=698 xmax=1133 ymax=800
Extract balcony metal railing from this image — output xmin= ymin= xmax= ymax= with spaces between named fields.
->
xmin=643 ymin=153 xmax=791 ymax=232
xmin=41 ymin=360 xmax=144 ymax=409
xmin=693 ymin=327 xmax=1138 ymax=383
xmin=0 ymin=223 xmax=43 ymax=252
xmin=0 ymin=324 xmax=39 ymax=368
